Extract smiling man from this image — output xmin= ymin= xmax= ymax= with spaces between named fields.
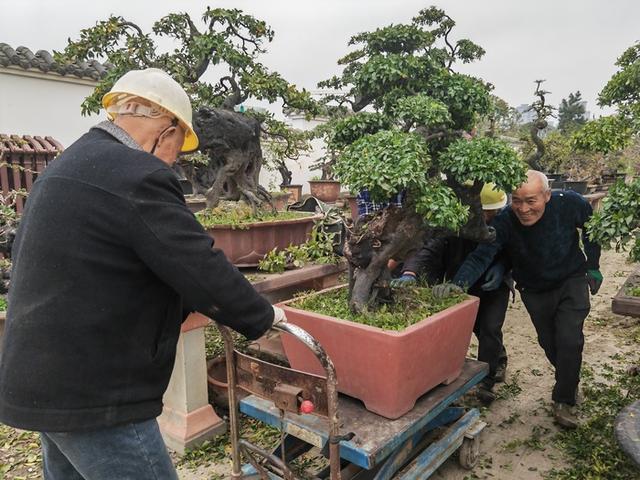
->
xmin=434 ymin=170 xmax=602 ymax=428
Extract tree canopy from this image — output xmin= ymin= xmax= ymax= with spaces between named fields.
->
xmin=558 ymin=91 xmax=587 ymax=133
xmin=317 ymin=6 xmax=526 ymax=311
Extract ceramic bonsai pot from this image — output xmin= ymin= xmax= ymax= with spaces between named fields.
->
xmin=282 ymin=184 xmax=303 ymax=204
xmin=206 ymin=213 xmax=319 ymax=267
xmin=612 ymin=268 xmax=640 ymax=318
xmin=308 ymin=180 xmax=341 ymax=203
xmin=206 ymin=356 xmax=248 ymax=407
xmin=563 ymin=181 xmax=588 ymax=194
xmin=270 ymin=191 xmax=292 ymax=211
xmin=279 ymin=286 xmax=480 ymax=419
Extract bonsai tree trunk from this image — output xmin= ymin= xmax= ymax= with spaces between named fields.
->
xmin=526 ymin=119 xmax=547 ymax=171
xmin=345 ymin=205 xmax=426 ymax=313
xmin=277 ymin=162 xmax=293 ymax=186
xmin=344 ymin=188 xmax=494 ymax=314
xmin=184 ymin=106 xmax=271 ymax=212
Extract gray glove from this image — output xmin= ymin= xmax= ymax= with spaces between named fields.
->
xmin=481 ymin=263 xmax=505 ymax=291
xmin=432 ymin=282 xmax=464 ymax=298
xmin=390 ymin=273 xmax=417 ymax=288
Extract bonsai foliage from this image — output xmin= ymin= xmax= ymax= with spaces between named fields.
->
xmin=587 ymin=179 xmax=640 ymax=260
xmin=586 ymin=41 xmax=640 ymax=256
xmin=558 ymin=91 xmax=587 ymax=133
xmin=574 ymin=41 xmax=640 ymax=156
xmin=318 ymin=7 xmax=526 ymax=312
xmin=56 ymin=8 xmax=318 ymax=210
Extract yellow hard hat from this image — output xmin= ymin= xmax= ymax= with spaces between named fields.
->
xmin=102 ymin=68 xmax=199 ymax=152
xmin=480 ymin=183 xmax=507 ymax=210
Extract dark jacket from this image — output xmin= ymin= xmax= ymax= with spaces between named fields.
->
xmin=403 ymin=236 xmax=511 ymax=295
xmin=453 ymin=191 xmax=600 ymax=292
xmin=0 ymin=126 xmax=274 ymax=432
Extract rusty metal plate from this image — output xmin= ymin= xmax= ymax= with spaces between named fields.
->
xmin=235 ymin=350 xmax=329 ymax=417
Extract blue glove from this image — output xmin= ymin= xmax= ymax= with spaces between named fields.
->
xmin=481 ymin=263 xmax=505 ymax=291
xmin=390 ymin=273 xmax=417 ymax=288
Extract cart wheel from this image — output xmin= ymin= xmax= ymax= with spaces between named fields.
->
xmin=459 ymin=436 xmax=480 ymax=470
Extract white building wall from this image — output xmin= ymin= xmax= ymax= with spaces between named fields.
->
xmin=0 ymin=68 xmax=102 ymax=149
xmin=258 ymin=114 xmax=329 ymax=194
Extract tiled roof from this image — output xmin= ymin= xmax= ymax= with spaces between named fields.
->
xmin=0 ymin=43 xmax=111 ymax=81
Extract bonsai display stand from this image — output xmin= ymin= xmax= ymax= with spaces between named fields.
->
xmin=158 ymin=262 xmax=345 ymax=453
xmin=583 ymin=192 xmax=607 ymax=212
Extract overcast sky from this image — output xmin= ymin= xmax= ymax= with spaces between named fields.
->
xmin=2 ymin=0 xmax=639 ymax=117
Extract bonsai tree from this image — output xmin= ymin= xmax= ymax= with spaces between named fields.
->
xmin=56 ymin=8 xmax=318 ymax=212
xmin=523 ymin=80 xmax=556 ymax=171
xmin=586 ymin=41 xmax=640 ymax=256
xmin=318 ymin=7 xmax=526 ymax=313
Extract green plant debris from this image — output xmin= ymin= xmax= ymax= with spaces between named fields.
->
xmin=0 ymin=424 xmax=41 ymax=479
xmin=177 ymin=416 xmax=279 ymax=469
xmin=545 ymin=361 xmax=640 ymax=480
xmin=626 ymin=284 xmax=640 ymax=297
xmin=196 ymin=202 xmax=309 ymax=229
xmin=495 ymin=370 xmax=523 ymax=400
xmin=0 ymin=296 xmax=6 ymax=311
xmin=290 ymin=286 xmax=465 ymax=331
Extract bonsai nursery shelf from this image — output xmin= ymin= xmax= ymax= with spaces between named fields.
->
xmin=612 ymin=268 xmax=640 ymax=318
xmin=279 ymin=287 xmax=480 ymax=419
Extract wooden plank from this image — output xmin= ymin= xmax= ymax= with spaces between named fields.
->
xmin=396 ymin=409 xmax=479 ymax=479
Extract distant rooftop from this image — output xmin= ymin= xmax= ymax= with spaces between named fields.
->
xmin=0 ymin=43 xmax=111 ymax=82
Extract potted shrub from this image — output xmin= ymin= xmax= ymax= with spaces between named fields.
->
xmin=57 ymin=7 xmax=324 ymax=267
xmin=196 ymin=202 xmax=320 ymax=267
xmin=276 ymin=8 xmax=526 ymax=417
xmin=587 ymin=180 xmax=640 ymax=314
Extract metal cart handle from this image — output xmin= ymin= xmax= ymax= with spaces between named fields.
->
xmin=219 ymin=321 xmax=343 ymax=480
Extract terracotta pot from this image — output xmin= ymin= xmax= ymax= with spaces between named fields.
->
xmin=206 ymin=356 xmax=247 ymax=407
xmin=270 ymin=191 xmax=291 ymax=211
xmin=282 ymin=184 xmax=303 ymax=204
xmin=206 ymin=213 xmax=319 ymax=267
xmin=279 ymin=286 xmax=479 ymax=419
xmin=344 ymin=194 xmax=359 ymax=222
xmin=185 ymin=195 xmax=207 ymax=213
xmin=308 ymin=180 xmax=341 ymax=203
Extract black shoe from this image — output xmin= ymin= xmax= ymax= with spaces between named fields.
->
xmin=476 ymin=384 xmax=496 ymax=405
xmin=553 ymin=402 xmax=580 ymax=429
xmin=494 ymin=362 xmax=507 ymax=383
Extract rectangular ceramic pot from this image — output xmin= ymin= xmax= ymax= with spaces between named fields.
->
xmin=206 ymin=213 xmax=318 ymax=267
xmin=612 ymin=269 xmax=640 ymax=318
xmin=279 ymin=286 xmax=479 ymax=419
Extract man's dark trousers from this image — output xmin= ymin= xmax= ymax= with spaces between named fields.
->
xmin=470 ymin=283 xmax=510 ymax=388
xmin=520 ymin=275 xmax=590 ymax=405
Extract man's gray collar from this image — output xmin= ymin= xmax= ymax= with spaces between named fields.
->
xmin=92 ymin=121 xmax=144 ymax=151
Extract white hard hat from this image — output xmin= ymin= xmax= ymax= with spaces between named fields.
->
xmin=102 ymin=68 xmax=199 ymax=152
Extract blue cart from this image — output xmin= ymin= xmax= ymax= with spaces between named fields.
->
xmin=217 ymin=322 xmax=488 ymax=479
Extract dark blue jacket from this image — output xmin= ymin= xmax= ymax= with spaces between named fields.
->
xmin=453 ymin=191 xmax=600 ymax=292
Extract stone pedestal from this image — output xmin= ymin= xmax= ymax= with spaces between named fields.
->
xmin=158 ymin=313 xmax=225 ymax=453
xmin=158 ymin=262 xmax=346 ymax=453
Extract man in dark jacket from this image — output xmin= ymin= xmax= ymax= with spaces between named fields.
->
xmin=391 ymin=183 xmax=511 ymax=404
xmin=434 ymin=170 xmax=602 ymax=429
xmin=0 ymin=69 xmax=283 ymax=479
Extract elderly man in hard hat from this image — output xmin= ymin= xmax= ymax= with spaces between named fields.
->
xmin=0 ymin=68 xmax=286 ymax=479
xmin=434 ymin=170 xmax=602 ymax=429
xmin=392 ymin=183 xmax=512 ymax=404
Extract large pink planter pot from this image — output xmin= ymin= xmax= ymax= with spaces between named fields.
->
xmin=279 ymin=288 xmax=479 ymax=419
xmin=206 ymin=213 xmax=319 ymax=267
